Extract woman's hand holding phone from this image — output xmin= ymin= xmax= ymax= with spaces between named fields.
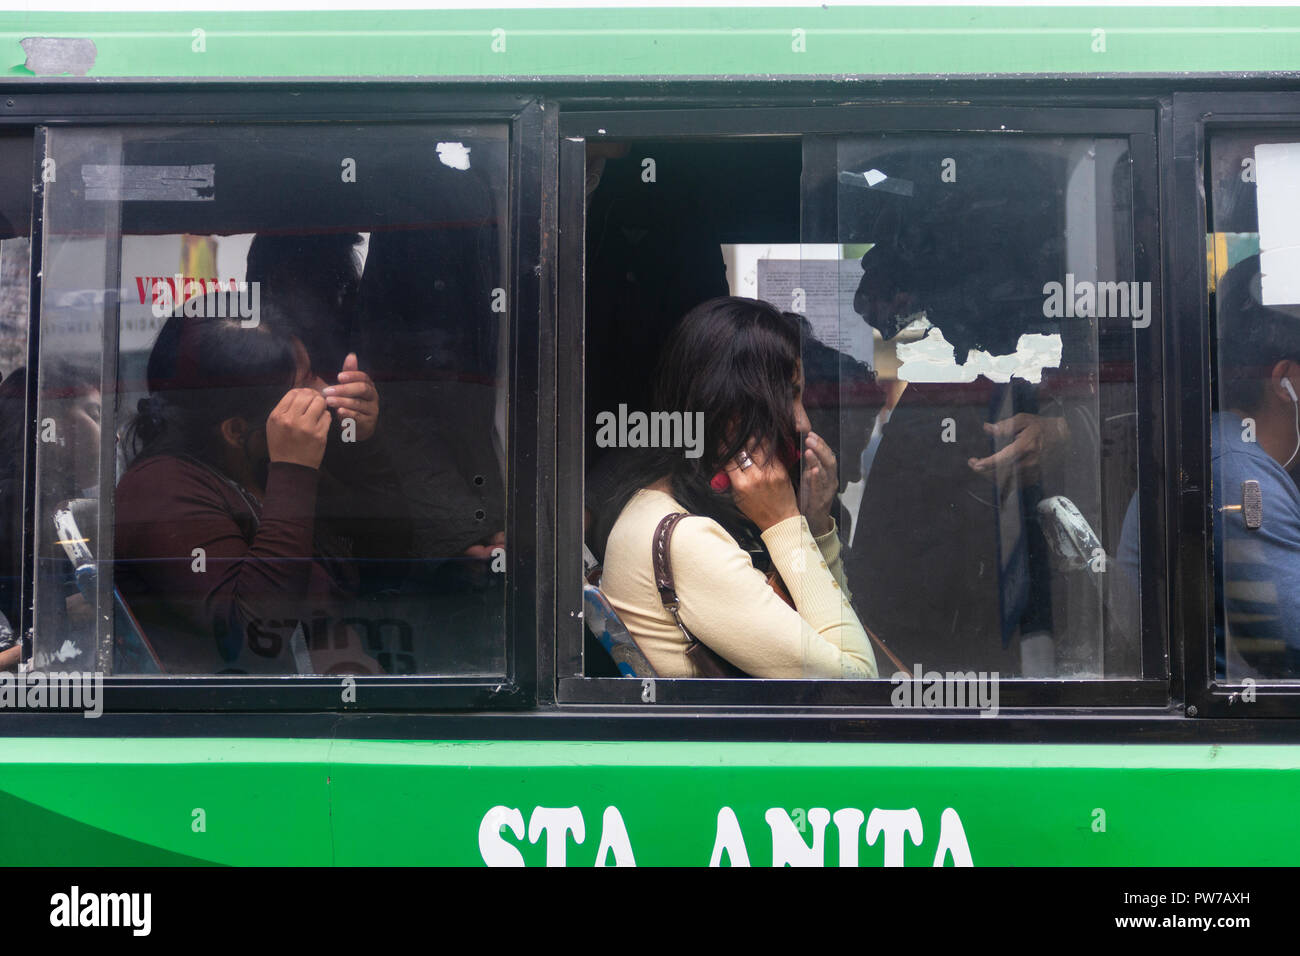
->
xmin=723 ymin=439 xmax=800 ymax=533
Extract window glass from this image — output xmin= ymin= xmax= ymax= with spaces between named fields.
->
xmin=0 ymin=133 xmax=32 ymax=673
xmin=815 ymin=134 xmax=1142 ymax=679
xmin=580 ymin=132 xmax=1145 ymax=682
xmin=1208 ymin=130 xmax=1300 ymax=682
xmin=582 ymin=139 xmax=871 ymax=680
xmin=35 ymin=124 xmax=509 ymax=677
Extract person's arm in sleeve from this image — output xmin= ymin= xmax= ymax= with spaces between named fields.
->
xmin=671 ymin=514 xmax=877 ymax=679
xmin=117 ymin=458 xmax=323 ymax=640
xmin=812 ymin=517 xmax=854 ymax=604
xmin=118 ymin=388 xmax=334 ymax=645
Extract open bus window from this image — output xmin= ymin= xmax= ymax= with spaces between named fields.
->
xmin=581 ymin=131 xmax=1145 ymax=681
xmin=34 ymin=124 xmax=510 ymax=678
xmin=1207 ymin=131 xmax=1300 ymax=683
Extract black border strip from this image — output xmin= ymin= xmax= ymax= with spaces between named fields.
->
xmin=16 ymin=92 xmax=549 ymax=712
xmin=1177 ymin=93 xmax=1300 ymax=719
xmin=556 ymin=103 xmax=1168 ymax=713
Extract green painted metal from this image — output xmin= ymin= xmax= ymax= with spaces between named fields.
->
xmin=0 ymin=739 xmax=334 ymax=866
xmin=1 ymin=6 xmax=1299 ymax=80
xmin=1 ymin=738 xmax=1297 ymax=865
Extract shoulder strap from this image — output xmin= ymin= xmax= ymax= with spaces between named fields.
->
xmin=651 ymin=511 xmax=750 ymax=679
xmin=652 ymin=512 xmax=697 ymax=644
xmin=653 ymin=510 xmax=908 ymax=680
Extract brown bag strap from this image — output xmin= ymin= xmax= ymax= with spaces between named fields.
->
xmin=652 ymin=512 xmax=748 ymax=679
xmin=652 ymin=512 xmax=695 ymax=644
xmin=654 ymin=512 xmax=911 ymax=680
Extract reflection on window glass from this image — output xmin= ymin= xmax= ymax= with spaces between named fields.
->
xmin=1209 ymin=132 xmax=1300 ymax=681
xmin=825 ymin=134 xmax=1142 ymax=680
xmin=36 ymin=124 xmax=509 ymax=677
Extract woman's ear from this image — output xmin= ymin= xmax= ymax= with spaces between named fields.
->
xmin=218 ymin=417 xmax=248 ymax=450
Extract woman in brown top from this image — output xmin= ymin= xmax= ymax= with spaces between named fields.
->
xmin=115 ymin=295 xmax=381 ymax=674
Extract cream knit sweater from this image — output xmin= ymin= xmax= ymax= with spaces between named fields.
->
xmin=601 ymin=488 xmax=878 ymax=679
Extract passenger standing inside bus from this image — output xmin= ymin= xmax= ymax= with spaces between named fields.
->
xmin=355 ymin=223 xmax=509 ymax=673
xmin=842 ymin=144 xmax=1106 ymax=677
xmin=598 ymin=297 xmax=877 ymax=679
xmin=247 ymin=232 xmax=410 ymax=598
xmin=115 ymin=299 xmax=377 ymax=674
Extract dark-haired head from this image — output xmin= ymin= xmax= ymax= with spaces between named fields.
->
xmin=247 ymin=232 xmax=362 ymax=377
xmin=597 ymin=296 xmax=803 ymax=552
xmin=1217 ymin=254 xmax=1300 ymax=414
xmin=126 ymin=293 xmax=297 ymax=472
xmin=0 ymin=357 xmax=100 ymax=490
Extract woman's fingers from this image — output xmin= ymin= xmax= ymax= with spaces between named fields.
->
xmin=324 ymin=380 xmax=375 ymax=401
xmin=324 ymin=362 xmax=379 ymax=442
xmin=804 ymin=446 xmax=821 ymax=475
xmin=306 ymin=393 xmax=331 ymax=430
xmin=804 ymin=430 xmax=834 ymax=469
xmin=284 ymin=387 xmax=319 ymax=417
xmin=723 ymin=437 xmax=759 ymax=475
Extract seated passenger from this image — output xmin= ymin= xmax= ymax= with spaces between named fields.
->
xmin=0 ymin=366 xmax=29 ymax=672
xmin=115 ymin=298 xmax=377 ymax=674
xmin=0 ymin=360 xmax=101 ymax=669
xmin=0 ymin=610 xmax=15 ymax=672
xmin=599 ymin=297 xmax=878 ymax=679
xmin=1120 ymin=255 xmax=1300 ymax=678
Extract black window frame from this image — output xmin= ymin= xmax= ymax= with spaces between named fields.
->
xmin=556 ymin=104 xmax=1170 ymax=710
xmin=1174 ymin=91 xmax=1300 ymax=719
xmin=8 ymin=87 xmax=554 ymax=713
xmin=1 ymin=81 xmax=1297 ymax=737
xmin=1 ymin=127 xmax=38 ymax=673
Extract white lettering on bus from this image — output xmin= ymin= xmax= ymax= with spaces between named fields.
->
xmin=478 ymin=804 xmax=974 ymax=866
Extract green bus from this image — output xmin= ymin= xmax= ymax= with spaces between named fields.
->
xmin=0 ymin=2 xmax=1298 ymax=872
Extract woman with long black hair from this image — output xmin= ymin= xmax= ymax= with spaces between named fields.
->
xmin=598 ymin=297 xmax=877 ymax=679
xmin=115 ymin=294 xmax=378 ymax=674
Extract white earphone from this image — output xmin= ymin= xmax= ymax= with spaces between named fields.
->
xmin=1284 ymin=377 xmax=1300 ymax=469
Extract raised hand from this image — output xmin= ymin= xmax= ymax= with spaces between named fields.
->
xmin=726 ymin=439 xmax=800 ymax=533
xmin=797 ymin=431 xmax=838 ymax=537
xmin=266 ymin=387 xmax=332 ymax=470
xmin=968 ymin=413 xmax=1069 ymax=489
xmin=324 ymin=352 xmax=379 ymax=442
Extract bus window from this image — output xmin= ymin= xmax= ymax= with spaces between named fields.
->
xmin=0 ymin=132 xmax=33 ymax=673
xmin=581 ymin=138 xmax=857 ymax=680
xmin=581 ymin=128 xmax=1150 ymax=682
xmin=34 ymin=124 xmax=510 ymax=678
xmin=1208 ymin=131 xmax=1300 ymax=682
